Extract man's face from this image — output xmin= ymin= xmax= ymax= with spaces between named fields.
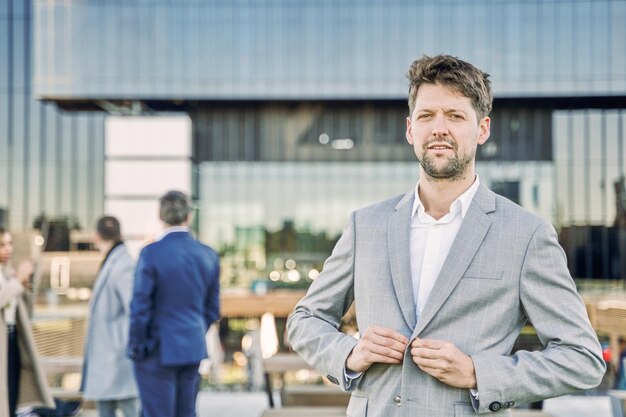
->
xmin=406 ymin=83 xmax=490 ymax=181
xmin=0 ymin=232 xmax=13 ymax=264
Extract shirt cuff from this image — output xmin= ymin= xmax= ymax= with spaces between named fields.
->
xmin=469 ymin=388 xmax=480 ymax=410
xmin=344 ymin=367 xmax=363 ymax=389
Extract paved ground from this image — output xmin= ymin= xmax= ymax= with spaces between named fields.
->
xmin=76 ymin=391 xmax=618 ymax=417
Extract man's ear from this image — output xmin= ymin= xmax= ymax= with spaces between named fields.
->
xmin=406 ymin=117 xmax=414 ymax=145
xmin=477 ymin=116 xmax=491 ymax=145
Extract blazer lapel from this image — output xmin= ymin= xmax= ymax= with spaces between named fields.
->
xmin=388 ymin=190 xmax=417 ymax=330
xmin=413 ymin=185 xmax=495 ymax=336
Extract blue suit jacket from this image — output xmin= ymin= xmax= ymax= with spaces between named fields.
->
xmin=127 ymin=231 xmax=220 ymax=366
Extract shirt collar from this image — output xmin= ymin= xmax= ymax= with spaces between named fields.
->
xmin=157 ymin=226 xmax=189 ymax=241
xmin=411 ymin=175 xmax=481 ymax=221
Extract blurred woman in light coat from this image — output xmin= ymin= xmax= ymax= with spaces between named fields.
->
xmin=0 ymin=227 xmax=54 ymax=417
xmin=80 ymin=216 xmax=138 ymax=417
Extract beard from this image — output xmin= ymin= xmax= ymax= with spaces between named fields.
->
xmin=417 ymin=138 xmax=475 ymax=182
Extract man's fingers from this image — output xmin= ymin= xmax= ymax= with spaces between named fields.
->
xmin=410 ymin=346 xmax=452 ymax=361
xmin=364 ymin=340 xmax=405 ymax=361
xmin=371 ymin=326 xmax=410 ymax=345
xmin=412 ymin=354 xmax=447 ymax=369
xmin=411 ymin=337 xmax=448 ymax=349
xmin=364 ymin=326 xmax=408 ymax=354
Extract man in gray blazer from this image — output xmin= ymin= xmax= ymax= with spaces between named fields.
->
xmin=287 ymin=55 xmax=606 ymax=416
xmin=81 ymin=216 xmax=138 ymax=417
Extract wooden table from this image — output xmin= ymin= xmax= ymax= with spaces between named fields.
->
xmin=263 ymin=353 xmax=316 ymax=408
xmin=221 ymin=291 xmax=306 ymax=318
xmin=584 ymin=293 xmax=626 ymax=368
xmin=261 ymin=407 xmax=346 ymax=417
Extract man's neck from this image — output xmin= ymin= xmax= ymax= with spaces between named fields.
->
xmin=418 ymin=170 xmax=476 ymax=220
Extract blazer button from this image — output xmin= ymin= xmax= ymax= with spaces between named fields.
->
xmin=504 ymin=401 xmax=515 ymax=408
xmin=326 ymin=375 xmax=339 ymax=385
xmin=393 ymin=395 xmax=401 ymax=405
xmin=489 ymin=401 xmax=502 ymax=412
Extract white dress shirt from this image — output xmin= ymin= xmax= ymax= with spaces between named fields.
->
xmin=410 ymin=176 xmax=480 ymax=321
xmin=156 ymin=226 xmax=190 ymax=241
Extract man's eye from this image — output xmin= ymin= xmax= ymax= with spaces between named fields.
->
xmin=450 ymin=114 xmax=465 ymax=120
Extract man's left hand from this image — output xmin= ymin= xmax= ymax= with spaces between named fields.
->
xmin=410 ymin=338 xmax=477 ymax=389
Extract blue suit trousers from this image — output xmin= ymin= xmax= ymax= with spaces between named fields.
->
xmin=133 ymin=354 xmax=200 ymax=417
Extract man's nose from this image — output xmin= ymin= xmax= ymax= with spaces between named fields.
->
xmin=431 ymin=114 xmax=449 ymax=136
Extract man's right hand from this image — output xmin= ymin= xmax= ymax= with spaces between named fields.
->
xmin=346 ymin=325 xmax=409 ymax=373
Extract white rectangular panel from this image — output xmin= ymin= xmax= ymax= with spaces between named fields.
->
xmin=105 ymin=160 xmax=191 ymax=196
xmin=105 ymin=115 xmax=191 ymax=158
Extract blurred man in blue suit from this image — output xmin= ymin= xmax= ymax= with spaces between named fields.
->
xmin=128 ymin=190 xmax=220 ymax=417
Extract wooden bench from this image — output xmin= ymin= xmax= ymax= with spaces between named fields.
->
xmin=609 ymin=390 xmax=626 ymax=417
xmin=261 ymin=407 xmax=346 ymax=417
xmin=263 ymin=353 xmax=316 ymax=407
xmin=261 ymin=406 xmax=551 ymax=417
xmin=510 ymin=411 xmax=552 ymax=417
xmin=40 ymin=357 xmax=83 ymax=375
xmin=281 ymin=385 xmax=350 ymax=407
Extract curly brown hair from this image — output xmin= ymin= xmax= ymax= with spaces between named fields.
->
xmin=406 ymin=55 xmax=492 ymax=120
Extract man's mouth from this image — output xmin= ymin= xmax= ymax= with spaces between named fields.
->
xmin=427 ymin=144 xmax=454 ymax=150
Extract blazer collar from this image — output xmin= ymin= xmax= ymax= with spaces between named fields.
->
xmin=412 ymin=184 xmax=495 ymax=337
xmin=388 ymin=189 xmax=418 ymax=330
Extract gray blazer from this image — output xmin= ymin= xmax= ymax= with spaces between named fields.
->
xmin=81 ymin=244 xmax=138 ymax=400
xmin=287 ymin=185 xmax=605 ymax=417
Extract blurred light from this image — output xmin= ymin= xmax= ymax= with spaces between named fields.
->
xmin=77 ymin=287 xmax=92 ymax=300
xmin=308 ymin=269 xmax=320 ymax=280
xmin=260 ymin=313 xmax=278 ymax=359
xmin=285 ymin=259 xmax=296 ymax=269
xmin=273 ymin=258 xmax=284 ymax=269
xmin=241 ymin=334 xmax=253 ymax=351
xmin=34 ymin=235 xmax=45 ymax=247
xmin=295 ymin=369 xmax=312 ymax=381
xmin=318 ymin=133 xmax=330 ymax=145
xmin=233 ymin=351 xmax=248 ymax=367
xmin=331 ymin=138 xmax=354 ymax=150
xmin=287 ymin=269 xmax=301 ymax=282
xmin=269 ymin=271 xmax=280 ymax=281
xmin=66 ymin=288 xmax=78 ymax=300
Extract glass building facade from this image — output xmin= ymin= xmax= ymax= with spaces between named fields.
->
xmin=1 ymin=0 xmax=105 ymax=231
xmin=2 ymin=0 xmax=625 ymax=285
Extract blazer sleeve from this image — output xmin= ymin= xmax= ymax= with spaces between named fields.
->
xmin=471 ymin=220 xmax=606 ymax=412
xmin=127 ymin=250 xmax=157 ymax=361
xmin=287 ymin=212 xmax=360 ymax=391
xmin=203 ymin=251 xmax=220 ymax=330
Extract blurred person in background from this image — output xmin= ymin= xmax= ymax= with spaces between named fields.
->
xmin=287 ymin=55 xmax=605 ymax=417
xmin=614 ymin=337 xmax=626 ymax=390
xmin=0 ymin=226 xmax=54 ymax=417
xmin=80 ymin=216 xmax=139 ymax=417
xmin=128 ymin=191 xmax=220 ymax=417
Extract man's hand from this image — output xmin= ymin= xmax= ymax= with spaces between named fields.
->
xmin=411 ymin=338 xmax=477 ymax=389
xmin=346 ymin=325 xmax=409 ymax=373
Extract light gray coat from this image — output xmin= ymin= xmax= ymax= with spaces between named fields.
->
xmin=0 ymin=269 xmax=54 ymax=417
xmin=81 ymin=244 xmax=138 ymax=400
xmin=287 ymin=185 xmax=605 ymax=417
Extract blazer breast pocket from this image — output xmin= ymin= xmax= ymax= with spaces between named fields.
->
xmin=462 ymin=269 xmax=503 ymax=280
